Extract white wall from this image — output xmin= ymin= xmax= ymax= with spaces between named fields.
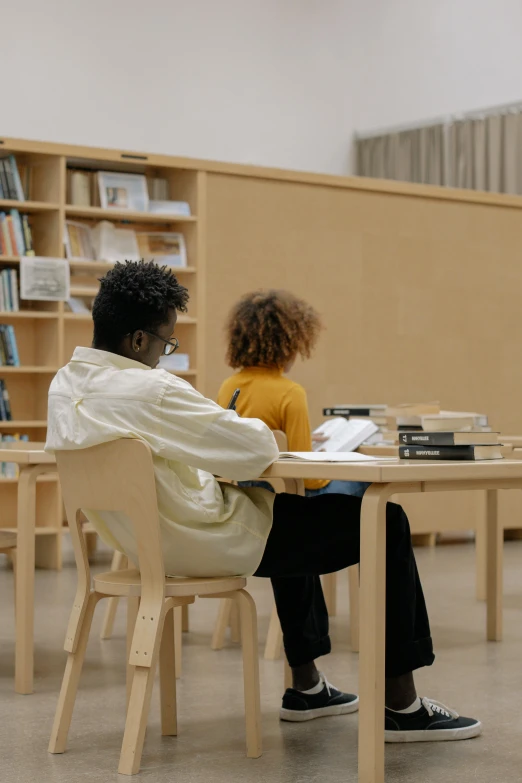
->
xmin=2 ymin=0 xmax=354 ymax=175
xmin=352 ymin=0 xmax=522 ymax=136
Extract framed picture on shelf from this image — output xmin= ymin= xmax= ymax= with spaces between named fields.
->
xmin=136 ymin=232 xmax=187 ymax=268
xmin=97 ymin=171 xmax=149 ymax=212
xmin=64 ymin=221 xmax=95 ymax=261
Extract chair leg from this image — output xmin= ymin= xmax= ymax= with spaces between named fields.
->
xmin=348 ymin=564 xmax=360 ymax=653
xmin=49 ymin=592 xmax=101 ymax=754
xmin=100 ymin=552 xmax=127 ymax=640
xmin=174 ymin=607 xmax=182 ymax=679
xmin=211 ymin=598 xmax=232 ymax=650
xmin=126 ymin=597 xmax=140 ymax=708
xmin=181 ymin=604 xmax=189 ymax=632
xmin=236 ymin=590 xmax=262 ymax=759
xmin=264 ymin=604 xmax=283 ymax=660
xmin=159 ymin=607 xmax=177 ymax=736
xmin=119 ymin=663 xmax=158 ymax=775
xmin=322 ymin=572 xmax=337 ymax=616
xmin=230 ymin=600 xmax=241 ymax=643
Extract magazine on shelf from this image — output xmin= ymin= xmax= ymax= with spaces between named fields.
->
xmin=20 ymin=257 xmax=70 ymax=301
xmin=64 ymin=221 xmax=95 ymax=260
xmin=136 ymin=232 xmax=187 ymax=267
xmin=91 ymin=221 xmax=140 ymax=263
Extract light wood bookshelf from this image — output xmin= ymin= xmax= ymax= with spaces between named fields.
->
xmin=0 ymin=138 xmax=206 ymax=568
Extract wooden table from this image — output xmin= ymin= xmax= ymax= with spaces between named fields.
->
xmin=0 ymin=443 xmax=57 ymax=694
xmin=262 ymin=456 xmax=522 ymax=783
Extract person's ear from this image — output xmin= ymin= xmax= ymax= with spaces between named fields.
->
xmin=131 ymin=330 xmax=145 ymax=353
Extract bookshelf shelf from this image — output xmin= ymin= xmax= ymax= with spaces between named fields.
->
xmin=0 ymin=366 xmax=60 ymax=373
xmin=0 ymin=200 xmax=60 ymax=213
xmin=0 ymin=311 xmax=59 ymax=320
xmin=0 ymin=136 xmax=207 ymax=570
xmin=0 ymin=476 xmax=57 ymax=485
xmin=66 ymin=206 xmax=197 ymax=224
xmin=68 ymin=260 xmax=197 ymax=274
xmin=2 ymin=526 xmax=61 ymax=535
xmin=0 ymin=420 xmax=48 ymax=428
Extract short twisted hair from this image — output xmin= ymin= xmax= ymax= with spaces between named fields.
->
xmin=92 ymin=260 xmax=188 ymax=350
xmin=225 ymin=289 xmax=323 ymax=369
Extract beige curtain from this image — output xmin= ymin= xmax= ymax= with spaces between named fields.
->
xmin=356 ymin=110 xmax=522 ymax=195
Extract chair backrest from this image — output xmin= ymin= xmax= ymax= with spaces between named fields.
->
xmin=272 ymin=430 xmax=288 ymax=451
xmin=56 ymin=439 xmax=165 ymax=658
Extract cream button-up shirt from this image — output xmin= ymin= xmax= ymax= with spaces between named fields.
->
xmin=45 ymin=347 xmax=279 ymax=577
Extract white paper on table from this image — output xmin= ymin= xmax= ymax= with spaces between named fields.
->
xmin=278 ymin=452 xmax=395 ymax=462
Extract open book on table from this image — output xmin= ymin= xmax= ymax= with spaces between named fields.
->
xmin=312 ymin=417 xmax=379 ymax=452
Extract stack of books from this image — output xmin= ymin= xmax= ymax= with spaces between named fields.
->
xmin=0 ymin=380 xmax=12 ymax=420
xmin=0 ymin=433 xmax=29 ymax=478
xmin=0 ymin=209 xmax=35 ymax=255
xmin=0 ymin=269 xmax=19 ymax=311
xmin=0 ymin=325 xmax=20 ymax=366
xmin=0 ymin=155 xmax=28 ymax=201
xmin=384 ymin=403 xmax=501 ymax=461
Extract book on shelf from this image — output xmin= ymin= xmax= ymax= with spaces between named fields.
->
xmin=398 ymin=444 xmax=503 ymax=461
xmin=0 ymin=379 xmax=12 ymax=421
xmin=0 ymin=209 xmax=35 ymax=256
xmin=0 ymin=269 xmax=19 ymax=312
xmin=20 ymin=257 xmax=70 ymax=302
xmin=0 ymin=324 xmax=20 ymax=366
xmin=136 ymin=232 xmax=187 ymax=267
xmin=67 ymin=169 xmax=101 ymax=207
xmin=0 ymin=433 xmax=29 ymax=478
xmin=323 ymin=404 xmax=387 ymax=418
xmin=0 ymin=155 xmax=26 ymax=201
xmin=64 ymin=221 xmax=95 ymax=260
xmin=158 ymin=352 xmax=190 ymax=371
xmin=148 ymin=177 xmax=169 ymax=200
xmin=312 ymin=417 xmax=378 ymax=452
xmin=67 ymin=297 xmax=91 ymax=314
xmin=398 ymin=431 xmax=499 ymax=446
xmin=92 ymin=221 xmax=140 ymax=262
xmin=148 ymin=200 xmax=191 ymax=216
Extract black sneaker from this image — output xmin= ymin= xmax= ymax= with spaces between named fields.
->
xmin=280 ymin=672 xmax=359 ymax=722
xmin=385 ymin=697 xmax=482 ymax=742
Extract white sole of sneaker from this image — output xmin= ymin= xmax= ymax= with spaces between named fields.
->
xmin=280 ymin=697 xmax=360 ymax=722
xmin=385 ymin=720 xmax=482 ymax=743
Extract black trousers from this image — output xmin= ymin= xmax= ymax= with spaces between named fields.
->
xmin=253 ymin=492 xmax=435 ymax=677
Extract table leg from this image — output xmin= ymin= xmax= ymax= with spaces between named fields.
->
xmin=486 ymin=489 xmax=502 ymax=641
xmin=358 ymin=484 xmax=388 ymax=783
xmin=14 ymin=465 xmax=40 ymax=694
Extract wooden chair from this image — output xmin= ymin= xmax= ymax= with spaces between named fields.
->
xmin=49 ymin=439 xmax=261 ymax=775
xmin=211 ymin=431 xmax=360 ymax=658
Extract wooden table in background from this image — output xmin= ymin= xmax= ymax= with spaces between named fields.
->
xmin=262 ymin=456 xmax=522 ymax=783
xmin=0 ymin=443 xmax=57 ymax=694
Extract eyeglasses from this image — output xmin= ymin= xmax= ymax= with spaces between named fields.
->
xmin=144 ymin=331 xmax=179 ymax=355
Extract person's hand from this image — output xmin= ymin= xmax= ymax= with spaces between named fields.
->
xmin=312 ymin=432 xmax=328 ymax=452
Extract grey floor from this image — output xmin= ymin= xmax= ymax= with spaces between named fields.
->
xmin=1 ymin=541 xmax=522 ymax=783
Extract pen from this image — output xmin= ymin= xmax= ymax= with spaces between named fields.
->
xmin=227 ymin=388 xmax=241 ymax=410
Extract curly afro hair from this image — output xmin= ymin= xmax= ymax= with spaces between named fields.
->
xmin=92 ymin=260 xmax=189 ymax=351
xmin=225 ymin=289 xmax=323 ymax=369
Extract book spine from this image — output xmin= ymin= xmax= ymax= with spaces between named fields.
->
xmin=21 ymin=215 xmax=34 ymax=254
xmin=10 ymin=209 xmax=25 ymax=254
xmin=6 ymin=217 xmax=17 ymax=255
xmin=0 ymin=271 xmax=4 ymax=311
xmin=0 ymin=326 xmax=8 ymax=365
xmin=9 ymin=156 xmax=25 ymax=201
xmin=0 ymin=161 xmax=11 ymax=199
xmin=1 ymin=270 xmax=8 ymax=311
xmin=399 ymin=445 xmax=474 ymax=460
xmin=0 ymin=380 xmax=6 ymax=420
xmin=399 ymin=432 xmax=454 ymax=446
xmin=1 ymin=380 xmax=11 ymax=420
xmin=10 ymin=269 xmax=18 ymax=311
xmin=7 ymin=325 xmax=19 ymax=366
xmin=3 ymin=158 xmax=17 ymax=199
xmin=323 ymin=407 xmax=371 ymax=417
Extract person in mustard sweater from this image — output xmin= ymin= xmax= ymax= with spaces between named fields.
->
xmin=217 ymin=289 xmax=368 ymax=498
